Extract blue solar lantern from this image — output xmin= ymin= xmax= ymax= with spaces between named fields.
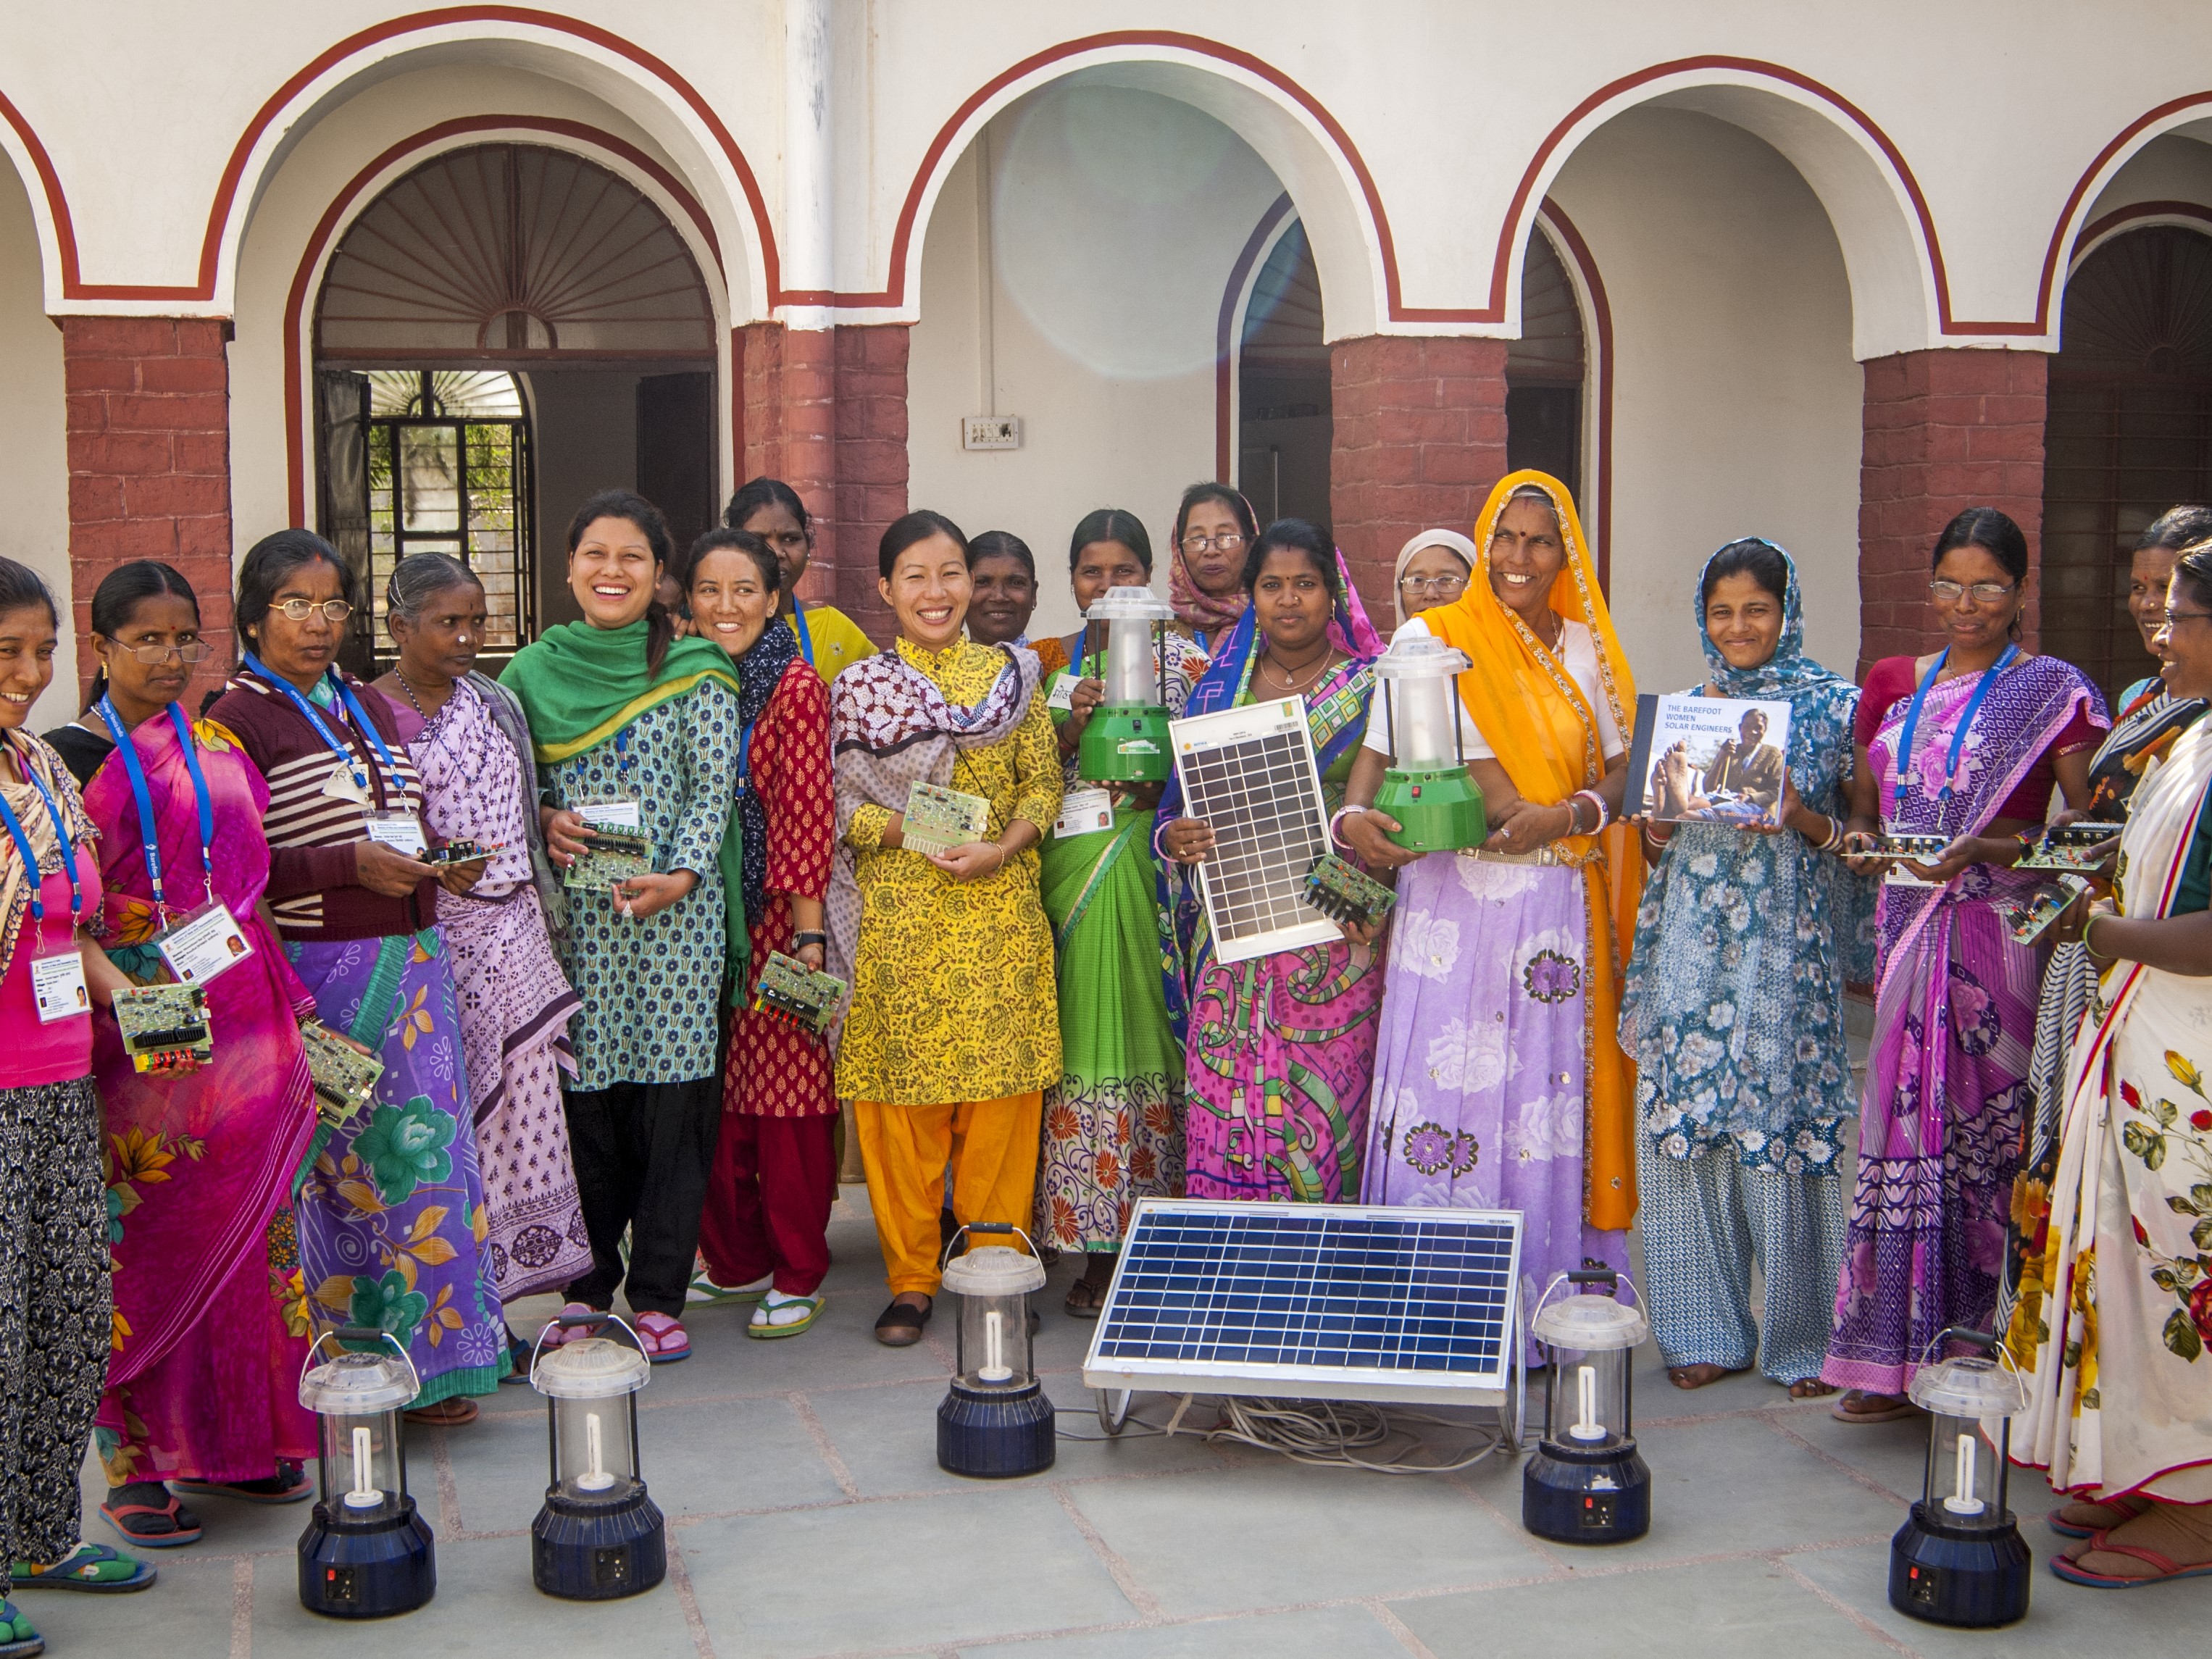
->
xmin=296 ymin=1327 xmax=436 ymax=1618
xmin=1888 ymin=1329 xmax=2031 ymax=1628
xmin=529 ymin=1314 xmax=666 ymax=1600
xmin=937 ymin=1224 xmax=1056 ymax=1478
xmin=1523 ymin=1269 xmax=1650 ymax=1544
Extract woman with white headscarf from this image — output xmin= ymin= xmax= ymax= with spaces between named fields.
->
xmin=1392 ymin=530 xmax=1478 ymax=627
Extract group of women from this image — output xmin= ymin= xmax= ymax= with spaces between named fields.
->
xmin=0 ymin=463 xmax=2207 ymax=1652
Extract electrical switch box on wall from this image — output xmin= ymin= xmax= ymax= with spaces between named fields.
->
xmin=963 ymin=415 xmax=1022 ymax=451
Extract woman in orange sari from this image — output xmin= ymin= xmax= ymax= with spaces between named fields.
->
xmin=1342 ymin=472 xmax=1641 ymax=1303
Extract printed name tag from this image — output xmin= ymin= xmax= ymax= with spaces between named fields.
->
xmin=158 ymin=903 xmax=253 ymax=987
xmin=576 ymin=800 xmax=643 ymax=832
xmin=1045 ymin=672 xmax=1079 ymax=711
xmin=364 ymin=814 xmax=427 ymax=856
xmin=29 ymin=950 xmax=89 ymax=1024
xmin=1054 ymin=787 xmax=1114 ymax=840
xmin=320 ymin=761 xmax=372 ymax=806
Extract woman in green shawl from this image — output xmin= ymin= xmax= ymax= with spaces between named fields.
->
xmin=500 ymin=490 xmax=741 ymax=1363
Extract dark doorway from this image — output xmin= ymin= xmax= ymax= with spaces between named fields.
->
xmin=1506 ymin=230 xmax=1586 ymax=498
xmin=2042 ymin=225 xmax=2212 ymax=702
xmin=1238 ymin=221 xmax=1332 ymax=530
xmin=637 ymin=372 xmax=716 ymax=561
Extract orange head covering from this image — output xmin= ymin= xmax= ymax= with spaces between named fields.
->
xmin=1420 ymin=470 xmax=1643 ymax=1232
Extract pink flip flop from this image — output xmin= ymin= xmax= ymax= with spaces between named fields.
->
xmin=633 ymin=1311 xmax=690 ymax=1363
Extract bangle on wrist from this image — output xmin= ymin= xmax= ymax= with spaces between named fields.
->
xmin=792 ymin=930 xmax=827 ymax=950
xmin=2084 ymin=913 xmax=2114 ymax=963
xmin=1574 ymin=789 xmax=1610 ymax=834
xmin=1327 ymin=806 xmax=1361 ymax=850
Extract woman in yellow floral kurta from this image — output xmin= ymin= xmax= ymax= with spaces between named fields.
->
xmin=827 ymin=510 xmax=1061 ymax=1343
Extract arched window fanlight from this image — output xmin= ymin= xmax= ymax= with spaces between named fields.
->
xmin=317 ymin=144 xmax=715 ymax=360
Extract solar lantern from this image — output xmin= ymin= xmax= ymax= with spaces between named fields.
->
xmin=1887 ymin=1329 xmax=2031 ymax=1628
xmin=529 ymin=1314 xmax=666 ymax=1600
xmin=937 ymin=1224 xmax=1056 ymax=1478
xmin=1076 ymin=585 xmax=1176 ymax=784
xmin=1523 ymin=1269 xmax=1650 ymax=1545
xmin=296 ymin=1327 xmax=436 ymax=1618
xmin=1371 ymin=632 xmax=1486 ymax=851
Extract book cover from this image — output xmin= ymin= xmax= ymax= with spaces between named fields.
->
xmin=1629 ymin=691 xmax=1794 ymax=829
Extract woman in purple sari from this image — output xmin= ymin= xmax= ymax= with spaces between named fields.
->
xmin=1825 ymin=509 xmax=2105 ymax=1418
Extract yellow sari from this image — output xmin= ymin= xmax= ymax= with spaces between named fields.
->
xmin=1422 ymin=471 xmax=1643 ymax=1231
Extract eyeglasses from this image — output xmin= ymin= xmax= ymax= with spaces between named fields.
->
xmin=1398 ymin=573 xmax=1469 ymax=597
xmin=1181 ymin=532 xmax=1246 ymax=555
xmin=104 ymin=637 xmax=209 ymax=664
xmin=270 ymin=598 xmax=354 ymax=624
xmin=1928 ymin=580 xmax=2016 ymax=605
xmin=2160 ymin=609 xmax=2212 ymax=628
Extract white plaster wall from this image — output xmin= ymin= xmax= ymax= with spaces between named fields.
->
xmin=0 ymin=167 xmax=73 ymax=729
xmin=1551 ymin=109 xmax=1862 ymax=693
xmin=908 ymin=85 xmax=1285 ymax=641
xmin=2077 ymin=133 xmax=2212 ymax=251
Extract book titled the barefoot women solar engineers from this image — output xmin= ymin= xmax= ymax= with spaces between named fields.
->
xmin=1625 ymin=692 xmax=1794 ymax=830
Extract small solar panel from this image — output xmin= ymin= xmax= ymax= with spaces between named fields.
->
xmin=1082 ymin=1200 xmax=1522 ymax=1408
xmin=1170 ymin=697 xmax=1340 ymax=964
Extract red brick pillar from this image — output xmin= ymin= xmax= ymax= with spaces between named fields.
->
xmin=1858 ymin=348 xmax=2048 ymax=672
xmin=735 ymin=320 xmax=907 ymax=645
xmin=1328 ymin=335 xmax=1509 ymax=627
xmin=62 ymin=317 xmax=233 ymax=706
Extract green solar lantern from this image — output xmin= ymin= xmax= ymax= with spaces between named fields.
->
xmin=1075 ymin=585 xmax=1176 ymax=784
xmin=1371 ymin=632 xmax=1486 ymax=851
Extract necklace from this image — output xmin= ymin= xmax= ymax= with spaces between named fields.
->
xmin=392 ymin=668 xmax=455 ymax=726
xmin=1259 ymin=644 xmax=1332 ymax=692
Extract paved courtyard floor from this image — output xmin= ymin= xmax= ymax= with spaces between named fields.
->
xmin=49 ymin=1182 xmax=2207 ymax=1659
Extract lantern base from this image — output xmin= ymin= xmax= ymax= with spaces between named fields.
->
xmin=938 ymin=1379 xmax=1057 ymax=1478
xmin=1077 ymin=706 xmax=1172 ymax=784
xmin=533 ymin=1479 xmax=667 ymax=1600
xmin=296 ymin=1497 xmax=436 ymax=1618
xmin=1522 ymin=1437 xmax=1650 ymax=1544
xmin=1373 ymin=766 xmax=1487 ymax=852
xmin=1888 ymin=1500 xmax=2032 ymax=1627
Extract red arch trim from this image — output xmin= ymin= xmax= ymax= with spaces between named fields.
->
xmin=280 ymin=114 xmax=724 ymax=522
xmin=2031 ymin=96 xmax=2212 ymax=335
xmin=2072 ymin=199 xmax=2212 ymax=260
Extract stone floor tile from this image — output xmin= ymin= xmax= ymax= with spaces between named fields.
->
xmin=678 ymin=1487 xmax=1137 ymax=1658
xmin=1064 ymin=1458 xmax=1551 ymax=1618
xmin=17 ymin=1550 xmax=238 ymax=1659
xmin=969 ymin=1603 xmax=1416 ymax=1658
xmin=1387 ymin=1555 xmax=1897 ymax=1658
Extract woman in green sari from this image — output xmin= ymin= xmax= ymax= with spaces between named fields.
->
xmin=1035 ymin=510 xmax=1208 ymax=1316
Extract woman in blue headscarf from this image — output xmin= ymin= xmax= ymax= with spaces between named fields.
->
xmin=1619 ymin=540 xmax=1872 ymax=1397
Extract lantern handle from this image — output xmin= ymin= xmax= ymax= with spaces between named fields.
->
xmin=299 ymin=1324 xmax=420 ymax=1400
xmin=528 ymin=1309 xmax=649 ymax=1392
xmin=940 ymin=1219 xmax=1041 ymax=1270
xmin=1915 ymin=1324 xmax=2023 ymax=1382
xmin=1529 ymin=1266 xmax=1642 ymax=1337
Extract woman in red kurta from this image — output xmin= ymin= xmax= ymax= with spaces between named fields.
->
xmin=685 ymin=530 xmax=839 ymax=1337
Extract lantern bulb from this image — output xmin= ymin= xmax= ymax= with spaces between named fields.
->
xmin=980 ymin=1308 xmax=1012 ymax=1384
xmin=1568 ymin=1363 xmax=1607 ymax=1442
xmin=342 ymin=1424 xmax=381 ymax=1509
xmin=1941 ymin=1432 xmax=1985 ymax=1516
xmin=577 ymin=1409 xmax=616 ymax=1492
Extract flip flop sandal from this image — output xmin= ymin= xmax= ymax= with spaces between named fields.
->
xmin=9 ymin=1543 xmax=156 ymax=1592
xmin=1830 ymin=1391 xmax=1919 ymax=1424
xmin=875 ymin=1298 xmax=932 ymax=1347
xmin=99 ymin=1496 xmax=202 ymax=1549
xmin=689 ymin=1269 xmax=772 ymax=1307
xmin=171 ymin=1462 xmax=312 ymax=1505
xmin=0 ymin=1597 xmax=40 ymax=1658
xmin=1064 ymin=1279 xmax=1108 ymax=1320
xmin=633 ymin=1312 xmax=691 ymax=1363
xmin=403 ymin=1397 xmax=480 ymax=1427
xmin=2048 ymin=1494 xmax=2153 ymax=1539
xmin=747 ymin=1295 xmax=824 ymax=1340
xmin=2050 ymin=1528 xmax=2212 ymax=1587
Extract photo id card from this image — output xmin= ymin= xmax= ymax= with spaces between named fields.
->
xmin=1053 ymin=786 xmax=1114 ymax=840
xmin=364 ymin=812 xmax=427 ymax=857
xmin=156 ymin=902 xmax=253 ymax=987
xmin=29 ymin=948 xmax=89 ymax=1023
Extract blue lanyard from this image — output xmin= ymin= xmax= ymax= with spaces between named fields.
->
xmin=1891 ymin=643 xmax=2019 ymax=814
xmin=243 ymin=653 xmax=398 ymax=796
xmin=95 ymin=698 xmax=215 ymax=917
xmin=0 ymin=738 xmax=81 ymax=928
xmin=1193 ymin=628 xmax=1210 ymax=656
xmin=793 ymin=606 xmax=814 ymax=667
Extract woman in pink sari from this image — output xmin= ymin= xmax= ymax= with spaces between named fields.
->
xmin=51 ymin=561 xmax=320 ymax=1550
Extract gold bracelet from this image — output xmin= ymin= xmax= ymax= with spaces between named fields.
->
xmin=2084 ymin=912 xmax=2113 ymax=963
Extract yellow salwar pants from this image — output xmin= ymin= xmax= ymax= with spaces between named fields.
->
xmin=855 ymin=1092 xmax=1043 ymax=1295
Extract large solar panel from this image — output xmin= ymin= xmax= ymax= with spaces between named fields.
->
xmin=1081 ymin=1200 xmax=1522 ymax=1408
xmin=1169 ymin=697 xmax=1340 ymax=964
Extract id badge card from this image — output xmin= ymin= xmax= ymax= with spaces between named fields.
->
xmin=156 ymin=901 xmax=253 ymax=987
xmin=1046 ymin=670 xmax=1079 ymax=713
xmin=364 ymin=811 xmax=427 ymax=857
xmin=1054 ymin=786 xmax=1115 ymax=840
xmin=575 ymin=799 xmax=643 ymax=832
xmin=29 ymin=945 xmax=89 ymax=1024
xmin=320 ymin=760 xmax=372 ymax=806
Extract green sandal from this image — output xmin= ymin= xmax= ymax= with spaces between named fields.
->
xmin=0 ymin=1597 xmax=40 ymax=1657
xmin=747 ymin=1293 xmax=823 ymax=1340
xmin=688 ymin=1266 xmax=771 ymax=1307
xmin=9 ymin=1542 xmax=155 ymax=1593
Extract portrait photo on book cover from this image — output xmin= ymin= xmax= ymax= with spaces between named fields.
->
xmin=1629 ymin=692 xmax=1794 ymax=830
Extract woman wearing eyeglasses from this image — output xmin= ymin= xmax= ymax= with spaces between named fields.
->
xmin=1822 ymin=507 xmax=2106 ymax=1421
xmin=1166 ymin=483 xmax=1257 ymax=654
xmin=210 ymin=532 xmax=506 ymax=1427
xmin=27 ymin=561 xmax=327 ymax=1553
xmin=1390 ymin=530 xmax=1477 ymax=626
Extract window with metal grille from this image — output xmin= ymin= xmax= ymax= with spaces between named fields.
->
xmin=363 ymin=370 xmax=533 ymax=665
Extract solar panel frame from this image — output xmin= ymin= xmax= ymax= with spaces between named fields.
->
xmin=1169 ymin=697 xmax=1340 ymax=964
xmin=1080 ymin=1199 xmax=1523 ymax=1409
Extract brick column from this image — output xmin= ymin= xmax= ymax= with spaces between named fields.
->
xmin=735 ymin=320 xmax=908 ymax=644
xmin=63 ymin=317 xmax=233 ymax=707
xmin=1858 ymin=348 xmax=2048 ymax=672
xmin=1328 ymin=335 xmax=1509 ymax=627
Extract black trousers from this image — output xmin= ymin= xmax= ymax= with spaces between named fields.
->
xmin=562 ymin=1077 xmax=721 ymax=1318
